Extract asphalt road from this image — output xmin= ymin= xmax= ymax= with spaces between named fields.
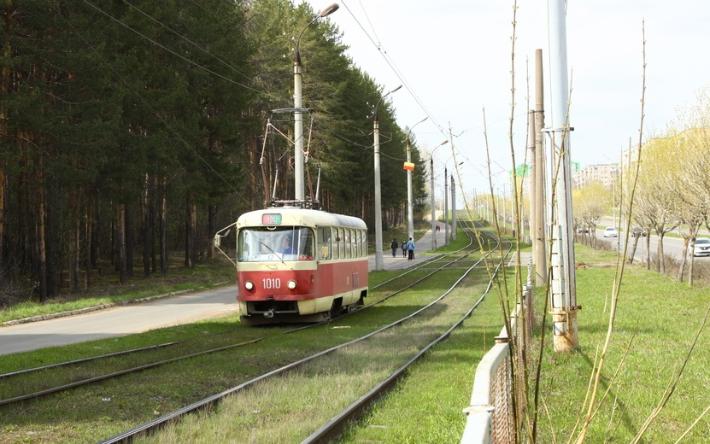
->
xmin=0 ymin=286 xmax=238 ymax=356
xmin=590 ymin=228 xmax=710 ymax=264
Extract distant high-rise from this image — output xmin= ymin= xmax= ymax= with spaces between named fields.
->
xmin=573 ymin=163 xmax=619 ymax=189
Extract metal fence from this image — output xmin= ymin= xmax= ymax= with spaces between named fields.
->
xmin=461 ymin=262 xmax=533 ymax=444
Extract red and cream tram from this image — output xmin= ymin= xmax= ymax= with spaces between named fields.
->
xmin=221 ymin=207 xmax=369 ymax=324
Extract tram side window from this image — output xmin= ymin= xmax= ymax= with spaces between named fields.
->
xmin=345 ymin=229 xmax=352 ymax=259
xmin=355 ymin=230 xmax=361 ymax=257
xmin=319 ymin=227 xmax=331 ymax=260
xmin=337 ymin=228 xmax=344 ymax=259
xmin=359 ymin=230 xmax=364 ymax=257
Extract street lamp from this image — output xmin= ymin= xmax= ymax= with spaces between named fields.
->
xmin=405 ymin=117 xmax=428 ymax=241
xmin=293 ymin=3 xmax=339 ymax=202
xmin=372 ymin=85 xmax=402 ymax=271
xmin=429 ymin=140 xmax=448 ymax=250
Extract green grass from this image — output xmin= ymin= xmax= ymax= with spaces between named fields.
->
xmin=532 ymin=244 xmax=710 ymax=443
xmin=0 ymin=253 xmax=483 ymax=443
xmin=0 ymin=261 xmax=234 ymax=324
xmin=140 ymin=255 xmax=496 ymax=443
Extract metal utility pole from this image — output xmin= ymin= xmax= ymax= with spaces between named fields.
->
xmin=293 ymin=4 xmax=339 ymax=202
xmin=430 ymin=157 xmax=436 ymax=251
xmin=534 ymin=49 xmax=548 ymax=287
xmin=371 ymin=85 xmax=402 ymax=271
xmin=451 ymin=174 xmax=457 ymax=241
xmin=444 ymin=165 xmax=449 ymax=246
xmin=548 ymin=0 xmax=578 ymax=352
xmin=406 ymin=138 xmax=414 ymax=240
xmin=528 ymin=110 xmax=536 ymax=245
xmin=373 ymin=119 xmax=384 ymax=271
xmin=293 ymin=56 xmax=305 ymax=201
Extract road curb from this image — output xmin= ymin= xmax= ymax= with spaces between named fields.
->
xmin=1 ymin=282 xmax=231 ymax=328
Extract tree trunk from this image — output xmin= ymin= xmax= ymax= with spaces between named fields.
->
xmin=159 ymin=176 xmax=167 ymax=276
xmin=71 ymin=191 xmax=80 ymax=293
xmin=150 ymin=174 xmax=157 ymax=273
xmin=677 ymin=238 xmax=689 ymax=282
xmin=83 ymin=202 xmax=90 ymax=289
xmin=117 ymin=203 xmax=127 ymax=284
xmin=125 ymin=204 xmax=134 ymax=277
xmin=645 ymin=233 xmax=651 ymax=270
xmin=0 ymin=167 xmax=5 ymax=272
xmin=628 ymin=234 xmax=640 ymax=264
xmin=185 ymin=195 xmax=195 ymax=268
xmin=91 ymin=193 xmax=99 ymax=270
xmin=207 ymin=204 xmax=215 ymax=260
xmin=0 ymin=0 xmax=12 ymax=274
xmin=142 ymin=173 xmax=151 ymax=277
xmin=37 ymin=156 xmax=48 ymax=302
xmin=657 ymin=233 xmax=666 ymax=273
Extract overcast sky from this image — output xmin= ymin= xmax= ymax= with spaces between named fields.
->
xmin=303 ymin=0 xmax=710 ymax=201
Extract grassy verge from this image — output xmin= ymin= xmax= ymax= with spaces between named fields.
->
xmin=533 ymin=244 xmax=710 ymax=442
xmin=140 ymin=256 xmax=495 ymax=443
xmin=0 ymin=254 xmax=481 ymax=443
xmin=0 ymin=260 xmax=235 ymax=324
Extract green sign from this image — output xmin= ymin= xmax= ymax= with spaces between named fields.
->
xmin=514 ymin=164 xmax=531 ymax=177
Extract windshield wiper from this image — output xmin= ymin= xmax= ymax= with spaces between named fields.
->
xmin=259 ymin=241 xmax=286 ymax=265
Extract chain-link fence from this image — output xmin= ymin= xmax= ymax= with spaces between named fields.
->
xmin=461 ymin=261 xmax=533 ymax=444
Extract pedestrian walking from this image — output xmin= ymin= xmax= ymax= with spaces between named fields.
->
xmin=407 ymin=237 xmax=415 ymax=260
xmin=401 ymin=239 xmax=407 ymax=258
xmin=390 ymin=239 xmax=398 ymax=257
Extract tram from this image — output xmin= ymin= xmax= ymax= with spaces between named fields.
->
xmin=215 ymin=205 xmax=369 ymax=324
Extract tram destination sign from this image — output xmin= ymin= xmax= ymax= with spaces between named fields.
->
xmin=262 ymin=213 xmax=282 ymax=225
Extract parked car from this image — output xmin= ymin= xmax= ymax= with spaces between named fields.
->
xmin=692 ymin=238 xmax=710 ymax=257
xmin=603 ymin=227 xmax=618 ymax=238
xmin=577 ymin=226 xmax=590 ymax=234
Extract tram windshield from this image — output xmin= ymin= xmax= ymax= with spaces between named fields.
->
xmin=238 ymin=226 xmax=314 ymax=262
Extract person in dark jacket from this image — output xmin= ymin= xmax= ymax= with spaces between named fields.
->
xmin=401 ymin=239 xmax=407 ymax=257
xmin=390 ymin=239 xmax=398 ymax=257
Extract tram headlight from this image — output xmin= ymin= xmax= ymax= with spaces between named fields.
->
xmin=287 ymin=279 xmax=297 ymax=290
xmin=244 ymin=281 xmax=254 ymax=291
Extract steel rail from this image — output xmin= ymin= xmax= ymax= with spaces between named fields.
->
xmin=0 ymin=338 xmax=262 ymax=407
xmin=303 ymin=244 xmax=512 ymax=443
xmin=0 ymin=342 xmax=178 ymax=380
xmin=100 ymin=233 xmax=500 ymax=444
xmin=0 ymin=231 xmax=482 ymax=408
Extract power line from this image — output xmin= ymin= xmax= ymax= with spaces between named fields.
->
xmin=340 ymin=0 xmax=448 ymax=139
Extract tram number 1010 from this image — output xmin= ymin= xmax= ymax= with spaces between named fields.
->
xmin=262 ymin=278 xmax=281 ymax=289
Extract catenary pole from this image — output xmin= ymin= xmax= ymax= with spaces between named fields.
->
xmin=534 ymin=49 xmax=548 ymax=287
xmin=444 ymin=165 xmax=449 ymax=246
xmin=430 ymin=157 xmax=436 ymax=250
xmin=406 ymin=138 xmax=414 ymax=240
xmin=373 ymin=119 xmax=384 ymax=271
xmin=548 ymin=0 xmax=578 ymax=351
xmin=451 ymin=174 xmax=457 ymax=240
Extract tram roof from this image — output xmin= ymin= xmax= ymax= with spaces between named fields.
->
xmin=236 ymin=207 xmax=367 ymax=230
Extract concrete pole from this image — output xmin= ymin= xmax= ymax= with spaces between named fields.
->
xmin=528 ymin=110 xmax=536 ymax=246
xmin=293 ymin=61 xmax=305 ymax=201
xmin=451 ymin=174 xmax=457 ymax=240
xmin=373 ymin=120 xmax=384 ymax=271
xmin=534 ymin=49 xmax=548 ymax=287
xmin=548 ymin=0 xmax=578 ymax=352
xmin=430 ymin=157 xmax=437 ymax=250
xmin=444 ymin=165 xmax=449 ymax=246
xmin=406 ymin=139 xmax=414 ymax=241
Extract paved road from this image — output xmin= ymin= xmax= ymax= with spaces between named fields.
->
xmin=0 ymin=286 xmax=237 ymax=356
xmin=368 ymin=222 xmax=451 ymax=271
xmin=591 ymin=228 xmax=710 ymax=264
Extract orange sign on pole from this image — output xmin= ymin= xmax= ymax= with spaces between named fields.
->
xmin=403 ymin=162 xmax=415 ymax=171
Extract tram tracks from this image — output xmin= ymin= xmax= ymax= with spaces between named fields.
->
xmin=0 ymin=228 xmax=498 ymax=443
xmin=0 ymin=230 xmax=485 ymax=409
xmin=101 ymin=237 xmax=510 ymax=443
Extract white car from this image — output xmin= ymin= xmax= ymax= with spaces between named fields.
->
xmin=693 ymin=238 xmax=710 ymax=257
xmin=603 ymin=227 xmax=618 ymax=238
